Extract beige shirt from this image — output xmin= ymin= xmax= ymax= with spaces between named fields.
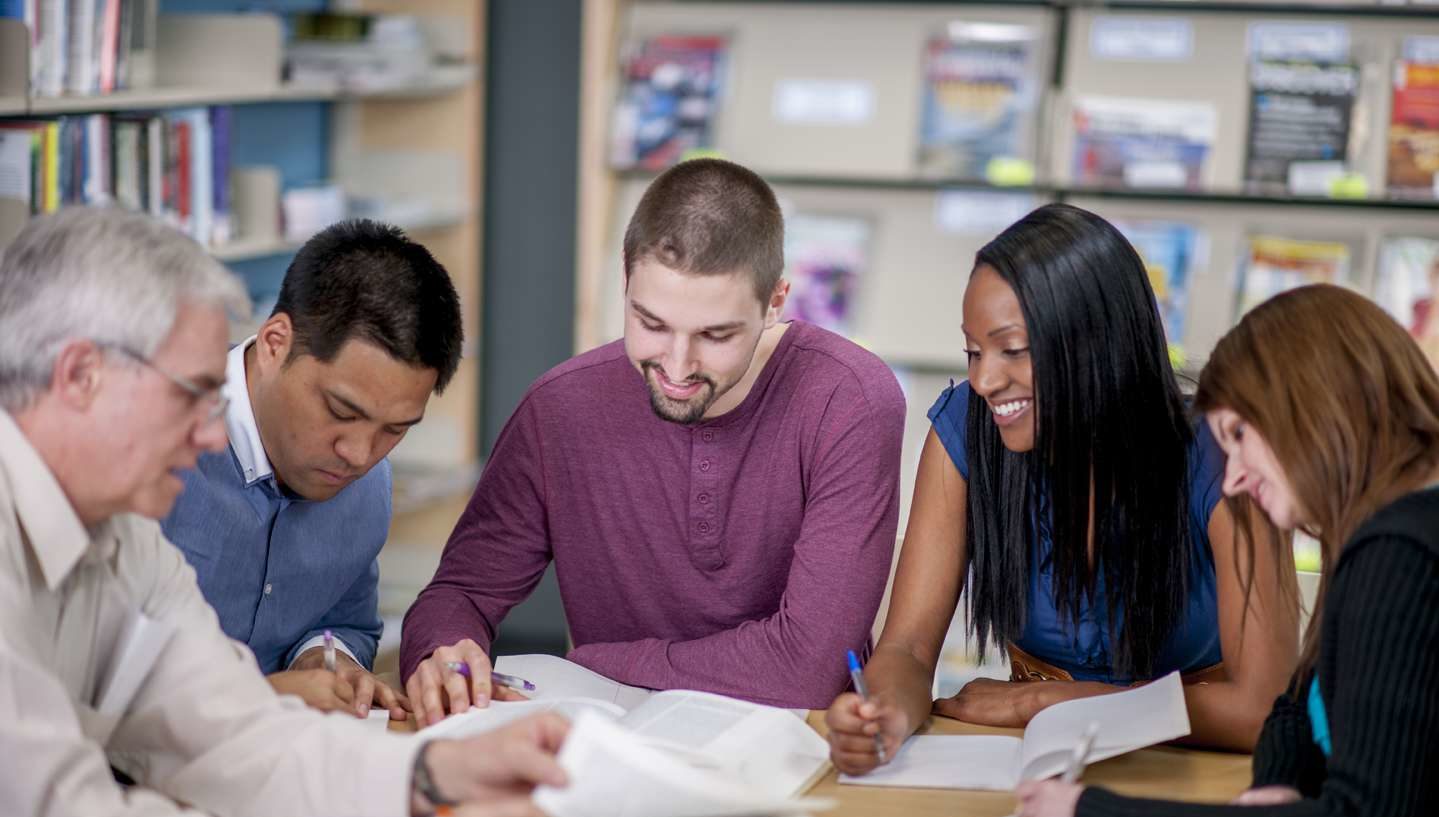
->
xmin=0 ymin=409 xmax=420 ymax=817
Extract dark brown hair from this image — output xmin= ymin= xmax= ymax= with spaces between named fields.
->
xmin=1196 ymin=284 xmax=1439 ymax=674
xmin=622 ymin=158 xmax=784 ymax=305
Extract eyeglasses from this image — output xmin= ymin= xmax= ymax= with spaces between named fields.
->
xmin=97 ymin=341 xmax=230 ymax=423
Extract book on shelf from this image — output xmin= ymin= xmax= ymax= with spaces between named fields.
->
xmin=15 ymin=0 xmax=157 ymax=98
xmin=915 ymin=22 xmax=1040 ymax=181
xmin=1070 ymin=96 xmax=1216 ymax=191
xmin=421 ymin=654 xmax=831 ymax=817
xmin=0 ymin=106 xmax=232 ymax=250
xmin=782 ymin=211 xmax=872 ymax=336
xmin=1387 ymin=57 xmax=1439 ymax=199
xmin=1115 ymin=220 xmax=1203 ymax=351
xmin=1243 ymin=60 xmax=1359 ymax=195
xmin=610 ymin=34 xmax=727 ymax=171
xmin=1374 ymin=236 xmax=1439 ymax=371
xmin=1235 ymin=233 xmax=1356 ymax=317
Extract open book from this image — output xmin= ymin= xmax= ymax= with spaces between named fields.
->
xmin=840 ymin=671 xmax=1189 ymax=791
xmin=420 ymin=654 xmax=832 ymax=814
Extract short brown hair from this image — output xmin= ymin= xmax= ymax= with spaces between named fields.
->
xmin=622 ymin=158 xmax=784 ymax=305
xmin=1196 ymin=284 xmax=1439 ymax=675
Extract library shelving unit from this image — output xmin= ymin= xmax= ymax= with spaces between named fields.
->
xmin=0 ymin=2 xmax=489 ymax=664
xmin=576 ymin=0 xmax=1433 ymax=681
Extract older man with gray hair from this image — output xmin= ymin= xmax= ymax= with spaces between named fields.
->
xmin=0 ymin=207 xmax=568 ymax=817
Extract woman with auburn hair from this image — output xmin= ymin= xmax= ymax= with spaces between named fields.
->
xmin=1018 ymin=283 xmax=1439 ymax=817
xmin=825 ymin=204 xmax=1298 ymax=772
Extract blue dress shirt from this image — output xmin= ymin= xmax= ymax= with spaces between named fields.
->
xmin=160 ymin=339 xmax=391 ymax=673
xmin=927 ymin=380 xmax=1226 ymax=684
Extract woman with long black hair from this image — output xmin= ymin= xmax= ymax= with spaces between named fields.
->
xmin=826 ymin=204 xmax=1298 ymax=770
xmin=1015 ymin=284 xmax=1439 ymax=816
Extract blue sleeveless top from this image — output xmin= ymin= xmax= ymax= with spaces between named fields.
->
xmin=928 ymin=381 xmax=1226 ymax=684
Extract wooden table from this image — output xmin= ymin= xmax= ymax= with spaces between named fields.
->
xmin=802 ymin=712 xmax=1251 ymax=816
xmin=392 ymin=710 xmax=1251 ymax=816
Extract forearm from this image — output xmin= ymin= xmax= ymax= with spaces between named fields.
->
xmin=1175 ymin=680 xmax=1273 ymax=752
xmin=399 ymin=586 xmax=499 ymax=682
xmin=864 ymin=641 xmax=943 ymax=737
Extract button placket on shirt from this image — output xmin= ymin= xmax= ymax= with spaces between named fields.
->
xmin=689 ymin=427 xmax=725 ymax=570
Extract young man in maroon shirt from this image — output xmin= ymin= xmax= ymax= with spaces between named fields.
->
xmin=401 ymin=158 xmax=906 ymax=721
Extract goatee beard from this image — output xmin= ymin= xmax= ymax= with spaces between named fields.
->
xmin=642 ymin=362 xmax=716 ymax=425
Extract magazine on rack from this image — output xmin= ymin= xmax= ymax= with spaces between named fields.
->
xmin=610 ymin=34 xmax=728 ymax=170
xmin=1243 ymin=60 xmax=1359 ymax=194
xmin=782 ymin=212 xmax=873 ymax=335
xmin=1115 ymin=220 xmax=1203 ymax=349
xmin=1070 ymin=96 xmax=1216 ymax=190
xmin=1235 ymin=233 xmax=1355 ymax=316
xmin=1374 ymin=236 xmax=1439 ymax=370
xmin=1387 ymin=57 xmax=1439 ymax=199
xmin=916 ymin=22 xmax=1040 ymax=179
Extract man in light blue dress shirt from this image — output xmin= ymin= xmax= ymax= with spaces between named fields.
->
xmin=162 ymin=219 xmax=464 ymax=720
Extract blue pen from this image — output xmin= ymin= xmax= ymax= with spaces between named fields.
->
xmin=847 ymin=649 xmax=888 ymax=763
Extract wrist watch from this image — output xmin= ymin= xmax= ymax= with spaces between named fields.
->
xmin=412 ymin=740 xmax=460 ymax=810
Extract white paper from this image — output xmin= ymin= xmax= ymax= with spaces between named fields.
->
xmin=0 ymin=131 xmax=30 ymax=201
xmin=1248 ymin=22 xmax=1349 ymax=62
xmin=1091 ymin=17 xmax=1193 ymax=62
xmin=496 ymin=653 xmax=653 ymax=709
xmin=934 ymin=191 xmax=1036 ymax=235
xmin=367 ymin=708 xmax=395 ymax=731
xmin=772 ymin=79 xmax=875 ymax=126
xmin=533 ymin=712 xmax=834 ymax=817
xmin=839 ymin=672 xmax=1189 ymax=791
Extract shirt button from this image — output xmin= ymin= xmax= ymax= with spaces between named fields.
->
xmin=701 ymin=431 xmax=714 ymax=443
xmin=263 ymin=583 xmax=273 ymax=596
xmin=698 ymin=493 xmax=711 ymax=504
xmin=699 ymin=460 xmax=712 ymax=472
xmin=697 ymin=521 xmax=711 ymax=534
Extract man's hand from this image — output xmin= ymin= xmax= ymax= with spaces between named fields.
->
xmin=406 ymin=638 xmax=529 ymax=727
xmin=411 ymin=713 xmax=570 ymax=817
xmin=1015 ymin=779 xmax=1084 ymax=817
xmin=279 ymin=647 xmax=410 ymax=719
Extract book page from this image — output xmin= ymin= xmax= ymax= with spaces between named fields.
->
xmin=838 ymin=735 xmax=1023 ymax=790
xmin=618 ymin=690 xmax=829 ymax=797
xmin=533 ymin=712 xmax=833 ymax=817
xmin=1018 ymin=671 xmax=1190 ymax=781
xmin=418 ymin=697 xmax=626 ymax=741
xmin=495 ymin=653 xmax=653 ymax=709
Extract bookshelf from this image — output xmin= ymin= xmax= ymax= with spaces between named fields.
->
xmin=576 ymin=0 xmax=1439 ymax=538
xmin=0 ymin=4 xmax=488 ymax=667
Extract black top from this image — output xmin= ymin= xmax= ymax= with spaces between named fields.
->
xmin=1077 ymin=485 xmax=1439 ymax=817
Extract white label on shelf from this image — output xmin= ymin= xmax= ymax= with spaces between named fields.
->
xmin=1403 ymin=36 xmax=1439 ymax=65
xmin=1287 ymin=161 xmax=1346 ymax=196
xmin=1124 ymin=161 xmax=1188 ymax=189
xmin=1247 ymin=22 xmax=1349 ymax=63
xmin=934 ymin=190 xmax=1037 ymax=235
xmin=1090 ymin=17 xmax=1194 ymax=62
xmin=772 ymin=79 xmax=875 ymax=126
xmin=0 ymin=132 xmax=30 ymax=200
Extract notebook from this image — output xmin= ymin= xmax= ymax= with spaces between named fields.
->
xmin=839 ymin=671 xmax=1190 ymax=790
xmin=419 ymin=654 xmax=832 ymax=815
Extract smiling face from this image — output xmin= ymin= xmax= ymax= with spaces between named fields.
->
xmin=1207 ymin=407 xmax=1304 ymax=529
xmin=623 ymin=256 xmax=783 ymax=424
xmin=963 ymin=263 xmax=1035 ymax=452
xmin=248 ymin=315 xmax=437 ymax=501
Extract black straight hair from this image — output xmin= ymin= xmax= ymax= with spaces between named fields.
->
xmin=965 ymin=203 xmax=1194 ymax=678
xmin=272 ymin=219 xmax=464 ymax=392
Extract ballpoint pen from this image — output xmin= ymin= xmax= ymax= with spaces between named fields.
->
xmin=846 ymin=649 xmax=888 ymax=764
xmin=443 ymin=661 xmax=538 ymax=693
xmin=323 ymin=629 xmax=337 ymax=673
xmin=1061 ymin=722 xmax=1100 ymax=784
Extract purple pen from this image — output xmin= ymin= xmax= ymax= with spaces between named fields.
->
xmin=442 ymin=661 xmax=537 ymax=693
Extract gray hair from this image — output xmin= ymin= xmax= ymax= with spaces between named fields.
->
xmin=0 ymin=207 xmax=251 ymax=412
